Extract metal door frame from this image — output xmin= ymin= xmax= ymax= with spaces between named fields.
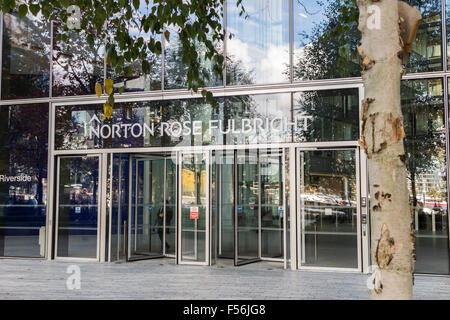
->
xmin=296 ymin=147 xmax=363 ymax=272
xmin=177 ymin=150 xmax=210 ymax=266
xmin=54 ymin=154 xmax=103 ymax=262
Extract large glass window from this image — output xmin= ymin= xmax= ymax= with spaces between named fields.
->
xmin=293 ymin=88 xmax=360 ymax=142
xmin=0 ymin=103 xmax=49 ymax=258
xmin=226 ymin=0 xmax=290 ymax=85
xmin=52 ymin=25 xmax=104 ymax=96
xmin=2 ymin=12 xmax=50 ymax=99
xmin=402 ymin=78 xmax=449 ymax=274
xmin=293 ymin=0 xmax=360 ymax=81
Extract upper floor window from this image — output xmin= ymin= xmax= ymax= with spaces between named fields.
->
xmin=1 ymin=12 xmax=50 ymax=99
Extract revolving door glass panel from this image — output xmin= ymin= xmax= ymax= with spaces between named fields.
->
xmin=128 ymin=155 xmax=176 ymax=260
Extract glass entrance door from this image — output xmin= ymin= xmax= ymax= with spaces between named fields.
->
xmin=178 ymin=152 xmax=209 ymax=265
xmin=128 ymin=155 xmax=176 ymax=261
xmin=55 ymin=155 xmax=100 ymax=260
xmin=298 ymin=149 xmax=360 ymax=270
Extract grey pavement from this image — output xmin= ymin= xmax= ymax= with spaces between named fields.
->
xmin=0 ymin=258 xmax=449 ymax=300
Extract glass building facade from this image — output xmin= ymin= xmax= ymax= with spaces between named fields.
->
xmin=0 ymin=0 xmax=449 ymax=275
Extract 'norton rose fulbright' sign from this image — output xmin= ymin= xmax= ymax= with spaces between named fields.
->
xmin=88 ymin=114 xmax=313 ymax=139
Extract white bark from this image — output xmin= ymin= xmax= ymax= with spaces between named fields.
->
xmin=357 ymin=0 xmax=418 ymax=299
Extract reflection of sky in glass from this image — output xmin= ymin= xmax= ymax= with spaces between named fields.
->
xmin=293 ymin=0 xmax=326 ymax=48
xmin=227 ymin=0 xmax=290 ymax=84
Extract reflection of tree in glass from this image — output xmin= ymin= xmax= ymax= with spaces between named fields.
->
xmin=293 ymin=89 xmax=359 ymax=142
xmin=293 ymin=0 xmax=360 ymax=80
xmin=401 ymin=80 xmax=446 ymax=218
xmin=52 ymin=24 xmax=104 ymax=96
xmin=3 ymin=104 xmax=48 ymax=205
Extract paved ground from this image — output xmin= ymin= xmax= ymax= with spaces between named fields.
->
xmin=0 ymin=258 xmax=449 ymax=300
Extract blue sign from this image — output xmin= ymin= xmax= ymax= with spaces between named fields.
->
xmin=75 ymin=207 xmax=81 ymax=214
xmin=237 ymin=205 xmax=243 ymax=213
xmin=148 ymin=205 xmax=152 ymax=212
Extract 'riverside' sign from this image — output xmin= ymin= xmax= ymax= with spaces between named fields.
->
xmin=88 ymin=114 xmax=313 ymax=140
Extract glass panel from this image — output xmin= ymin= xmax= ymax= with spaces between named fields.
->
xmin=212 ymin=150 xmax=235 ymax=259
xmin=180 ymin=153 xmax=207 ymax=263
xmin=402 ymin=78 xmax=449 ymax=274
xmin=236 ymin=149 xmax=260 ymax=264
xmin=0 ymin=103 xmax=48 ymax=258
xmin=52 ymin=26 xmax=104 ymax=96
xmin=129 ymin=158 xmax=165 ymax=259
xmin=261 ymin=149 xmax=284 ymax=259
xmin=406 ymin=0 xmax=442 ymax=73
xmin=226 ymin=0 xmax=290 ymax=85
xmin=300 ymin=149 xmax=358 ymax=268
xmin=2 ymin=12 xmax=50 ymax=99
xmin=165 ymin=30 xmax=223 ymax=89
xmin=293 ymin=0 xmax=360 ymax=80
xmin=57 ymin=156 xmax=99 ymax=259
xmin=293 ymin=89 xmax=359 ymax=142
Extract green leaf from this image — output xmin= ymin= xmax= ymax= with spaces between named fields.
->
xmin=132 ymin=0 xmax=140 ymax=10
xmin=18 ymin=4 xmax=28 ymax=18
xmin=29 ymin=4 xmax=40 ymax=16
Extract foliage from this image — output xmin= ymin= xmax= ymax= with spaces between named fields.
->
xmin=0 ymin=0 xmax=246 ymax=112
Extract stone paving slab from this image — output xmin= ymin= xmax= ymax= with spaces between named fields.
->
xmin=0 ymin=259 xmax=449 ymax=300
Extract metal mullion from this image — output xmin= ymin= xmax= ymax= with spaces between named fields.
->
xmin=355 ymin=149 xmax=362 ymax=272
xmin=126 ymin=154 xmax=132 ymax=261
xmin=282 ymin=148 xmax=287 ymax=269
xmin=444 ymin=76 xmax=450 ymax=258
xmin=108 ymin=153 xmax=113 ymax=262
xmin=223 ymin=0 xmax=227 ymax=86
xmin=289 ymin=147 xmax=297 ymax=270
xmin=0 ymin=11 xmax=3 ymax=100
xmin=161 ymin=32 xmax=165 ymax=91
xmin=117 ymin=154 xmax=122 ymax=260
xmin=163 ymin=157 xmax=167 ymax=255
xmin=234 ymin=149 xmax=238 ymax=265
xmin=49 ymin=20 xmax=54 ymax=98
xmin=134 ymin=159 xmax=139 ymax=253
xmin=289 ymin=0 xmax=293 ymax=83
xmin=442 ymin=0 xmax=447 ymax=72
xmin=53 ymin=156 xmax=61 ymax=259
xmin=258 ymin=149 xmax=262 ymax=259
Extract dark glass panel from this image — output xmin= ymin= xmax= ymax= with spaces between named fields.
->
xmin=226 ymin=0 xmax=290 ymax=85
xmin=2 ymin=12 xmax=50 ymax=99
xmin=56 ymin=156 xmax=99 ymax=259
xmin=293 ymin=88 xmax=359 ymax=142
xmin=402 ymin=78 xmax=449 ymax=274
xmin=0 ymin=103 xmax=48 ymax=257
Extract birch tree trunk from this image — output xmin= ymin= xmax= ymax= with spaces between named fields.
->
xmin=357 ymin=0 xmax=420 ymax=300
